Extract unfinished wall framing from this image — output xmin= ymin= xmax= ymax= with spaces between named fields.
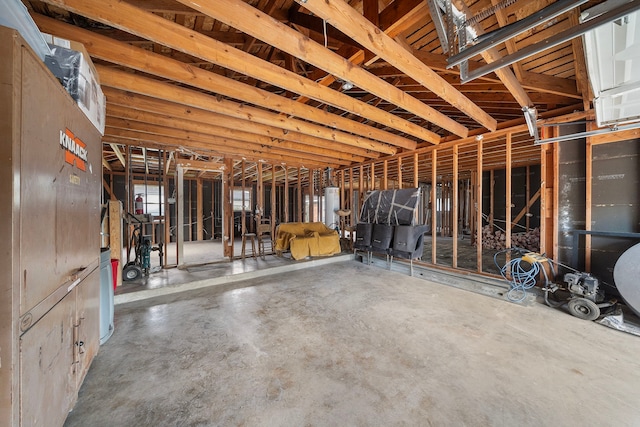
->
xmin=338 ymin=127 xmax=544 ymax=276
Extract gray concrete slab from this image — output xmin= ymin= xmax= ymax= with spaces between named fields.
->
xmin=66 ymin=261 xmax=640 ymax=426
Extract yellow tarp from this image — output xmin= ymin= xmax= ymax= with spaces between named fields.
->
xmin=275 ymin=222 xmax=341 ymax=260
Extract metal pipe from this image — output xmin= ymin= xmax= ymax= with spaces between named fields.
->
xmin=448 ymin=0 xmax=588 ymax=69
xmin=534 ymin=121 xmax=640 ymax=145
xmin=460 ymin=0 xmax=640 ymax=83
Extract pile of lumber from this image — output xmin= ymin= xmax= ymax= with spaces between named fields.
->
xmin=479 ymin=226 xmax=540 ymax=251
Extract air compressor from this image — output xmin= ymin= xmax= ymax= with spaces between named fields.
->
xmin=495 ymin=244 xmax=640 ymax=335
xmin=494 ymin=248 xmax=613 ymax=321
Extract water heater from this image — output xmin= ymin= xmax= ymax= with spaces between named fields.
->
xmin=324 ymin=187 xmax=340 ymax=229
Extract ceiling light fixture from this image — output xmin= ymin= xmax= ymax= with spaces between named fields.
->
xmin=341 ymin=81 xmax=354 ymax=91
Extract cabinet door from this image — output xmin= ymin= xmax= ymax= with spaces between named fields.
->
xmin=19 ymin=44 xmax=101 ymax=315
xmin=20 ymin=293 xmax=76 ymax=427
xmin=75 ymin=268 xmax=100 ymax=386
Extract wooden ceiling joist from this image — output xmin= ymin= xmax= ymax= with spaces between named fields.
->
xmin=39 ymin=0 xmax=428 ymax=147
xmin=293 ymin=0 xmax=497 ymax=132
xmin=103 ymin=89 xmax=379 ymax=161
xmin=176 ymin=0 xmax=459 ymax=140
xmin=105 ymin=121 xmax=351 ymax=166
xmin=105 ymin=109 xmax=367 ymax=163
xmin=97 ymin=66 xmax=398 ymax=156
xmin=103 ymin=131 xmax=334 ymax=169
xmin=31 ymin=14 xmax=416 ymax=152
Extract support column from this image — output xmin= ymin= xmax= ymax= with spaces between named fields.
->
xmin=431 ymin=150 xmax=437 ymax=264
xmin=176 ymin=164 xmax=185 ymax=266
xmin=196 ymin=178 xmax=203 ymax=240
xmin=476 ymin=140 xmax=483 ymax=272
xmin=284 ymin=165 xmax=289 ymax=223
xmin=452 ymin=145 xmax=459 ymax=269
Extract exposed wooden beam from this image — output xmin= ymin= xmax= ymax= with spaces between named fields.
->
xmin=32 ymin=14 xmax=413 ymax=151
xmin=110 ymin=143 xmax=126 ymax=167
xmin=105 ymin=124 xmax=350 ymax=166
xmin=175 ymin=159 xmax=224 ymax=171
xmin=103 ymin=133 xmax=330 ymax=169
xmin=519 ymin=71 xmax=581 ymax=99
xmin=37 ymin=0 xmax=426 ymax=147
xmin=568 ymin=9 xmax=593 ymax=110
xmin=104 ymin=89 xmax=377 ymax=160
xmin=97 ymin=66 xmax=397 ymax=157
xmin=105 ymin=110 xmax=367 ymax=163
xmin=292 ymin=0 xmax=495 ymax=132
xmin=173 ymin=0 xmax=453 ymax=140
xmin=288 ymin=10 xmax=363 ymax=48
xmin=102 ymin=156 xmax=112 ymax=171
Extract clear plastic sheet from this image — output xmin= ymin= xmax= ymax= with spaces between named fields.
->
xmin=46 ymin=44 xmax=82 ymax=102
xmin=359 ymin=188 xmax=421 ymax=225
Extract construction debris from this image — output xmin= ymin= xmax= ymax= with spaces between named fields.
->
xmin=479 ymin=225 xmax=540 ymax=252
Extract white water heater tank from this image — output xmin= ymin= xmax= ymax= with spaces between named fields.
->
xmin=324 ymin=187 xmax=340 ymax=229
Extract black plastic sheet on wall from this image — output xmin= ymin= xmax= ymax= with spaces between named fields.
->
xmin=359 ymin=188 xmax=421 ymax=225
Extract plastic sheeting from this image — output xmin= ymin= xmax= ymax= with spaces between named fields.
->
xmin=359 ymin=188 xmax=421 ymax=225
xmin=46 ymin=45 xmax=84 ymax=103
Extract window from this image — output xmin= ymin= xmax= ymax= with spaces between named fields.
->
xmin=133 ymin=184 xmax=164 ymax=217
xmin=233 ymin=188 xmax=252 ymax=212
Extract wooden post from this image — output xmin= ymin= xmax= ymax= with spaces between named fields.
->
xmin=382 ymin=160 xmax=388 ymax=190
xmin=309 ymin=169 xmax=315 ymax=222
xmin=470 ymin=173 xmax=476 ymax=242
xmin=398 ymin=156 xmax=403 ymax=189
xmin=452 ymin=145 xmax=459 ymax=269
xmin=540 ymin=126 xmax=555 ymax=257
xmin=476 ymin=140 xmax=483 ymax=272
xmin=187 ymin=179 xmax=192 ymax=242
xmin=223 ymin=157 xmax=234 ymax=259
xmin=489 ymin=169 xmax=495 ymax=231
xmin=370 ymin=163 xmax=376 ymax=191
xmin=506 ymin=133 xmax=512 ymax=251
xmin=176 ymin=164 xmax=185 ymax=266
xmin=271 ymin=164 xmax=276 ymax=230
xmin=257 ymin=161 xmax=264 ymax=218
xmin=431 ymin=150 xmax=437 ymax=264
xmin=284 ymin=165 xmax=289 ymax=223
xmin=348 ymin=168 xmax=354 ymax=226
xmin=297 ymin=167 xmax=302 ymax=222
xmin=358 ymin=165 xmax=364 ymax=216
xmin=241 ymin=160 xmax=246 ymax=235
xmin=413 ymin=152 xmax=419 ymax=188
xmin=196 ymin=178 xmax=203 ymax=240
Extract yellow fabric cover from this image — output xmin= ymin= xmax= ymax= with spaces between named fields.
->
xmin=275 ymin=222 xmax=341 ymax=260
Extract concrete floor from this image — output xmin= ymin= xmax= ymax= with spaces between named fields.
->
xmin=67 ymin=261 xmax=640 ymax=426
